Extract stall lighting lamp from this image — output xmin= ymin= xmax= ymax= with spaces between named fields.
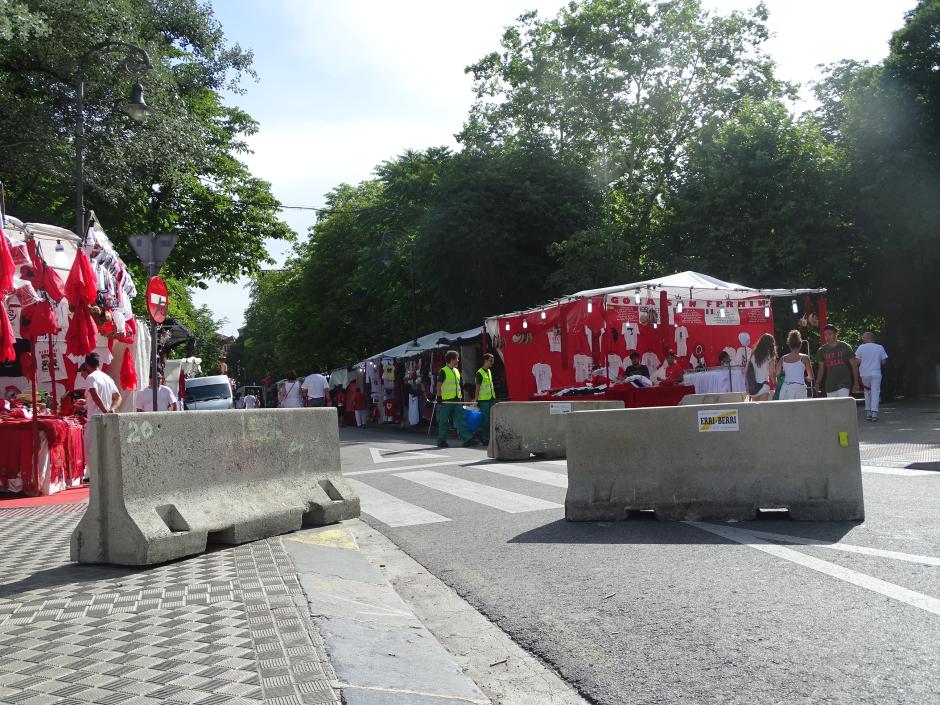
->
xmin=505 ymin=322 xmax=510 ymax=331
xmin=676 ymin=301 xmax=683 ymax=314
xmin=791 ymin=299 xmax=799 ymax=314
xmin=540 ymin=311 xmax=546 ymax=320
xmin=522 ymin=320 xmax=528 ymax=329
xmin=653 ymin=323 xmax=658 ymax=329
xmin=634 ymin=292 xmax=641 ymax=304
xmin=720 ymin=307 xmax=726 ymax=318
xmin=587 ymin=301 xmax=593 ymax=313
xmin=764 ymin=306 xmax=770 ymax=318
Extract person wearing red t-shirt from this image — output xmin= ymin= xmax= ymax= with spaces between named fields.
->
xmin=655 ymin=350 xmax=685 ymax=386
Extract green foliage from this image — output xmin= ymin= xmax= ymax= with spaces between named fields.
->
xmin=0 ymin=0 xmax=293 ymax=284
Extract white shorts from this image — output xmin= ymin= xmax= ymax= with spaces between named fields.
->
xmin=779 ymin=383 xmax=808 ymax=400
xmin=826 ymin=387 xmax=851 ymax=398
xmin=752 ymin=384 xmax=771 ymax=398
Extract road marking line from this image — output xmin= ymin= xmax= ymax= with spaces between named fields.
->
xmin=396 ymin=470 xmax=563 ymax=513
xmin=369 ymin=447 xmax=449 ymax=464
xmin=689 ymin=522 xmax=940 ymax=616
xmin=346 ymin=460 xmax=463 ymax=477
xmin=862 ymin=465 xmax=937 ymax=477
xmin=477 ymin=464 xmax=568 ymax=488
xmin=544 ymin=460 xmax=568 ymax=466
xmin=345 ymin=478 xmax=450 ymax=528
xmin=715 ymin=527 xmax=940 ymax=566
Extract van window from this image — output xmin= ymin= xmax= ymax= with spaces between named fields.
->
xmin=186 ymin=384 xmax=232 ymax=403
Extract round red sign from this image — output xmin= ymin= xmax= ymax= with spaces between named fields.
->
xmin=146 ymin=276 xmax=169 ymax=323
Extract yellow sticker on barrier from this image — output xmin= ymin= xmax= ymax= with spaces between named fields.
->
xmin=839 ymin=431 xmax=849 ymax=447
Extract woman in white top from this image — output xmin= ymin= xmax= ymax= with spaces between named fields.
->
xmin=278 ymin=371 xmax=304 ymax=408
xmin=748 ymin=333 xmax=777 ymax=401
xmin=775 ymin=329 xmax=814 ymax=400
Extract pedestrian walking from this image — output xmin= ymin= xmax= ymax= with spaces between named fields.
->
xmin=474 ymin=353 xmax=496 ymax=446
xmin=856 ymin=331 xmax=888 ymax=421
xmin=437 ymin=350 xmax=478 ymax=448
xmin=278 ymin=371 xmax=304 ymax=408
xmin=333 ymin=385 xmax=346 ymax=426
xmin=348 ymin=382 xmax=367 ymax=428
xmin=301 ymin=366 xmax=330 ymax=407
xmin=242 ymin=391 xmax=258 ymax=409
xmin=816 ymin=324 xmax=861 ymax=398
xmin=776 ymin=330 xmax=814 ymax=400
xmin=136 ymin=373 xmax=178 ymax=412
xmin=747 ymin=333 xmax=777 ymax=401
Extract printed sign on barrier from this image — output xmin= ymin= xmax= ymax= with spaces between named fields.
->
xmin=550 ymin=402 xmax=572 ymax=415
xmin=697 ymin=409 xmax=740 ymax=432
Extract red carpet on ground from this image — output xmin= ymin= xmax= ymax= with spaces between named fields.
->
xmin=0 ymin=485 xmax=89 ymax=508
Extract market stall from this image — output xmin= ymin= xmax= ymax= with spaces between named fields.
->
xmin=485 ymin=271 xmax=826 ymax=404
xmin=1 ymin=213 xmax=146 ymax=496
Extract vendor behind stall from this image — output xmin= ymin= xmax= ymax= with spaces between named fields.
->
xmin=655 ymin=350 xmax=685 ymax=386
xmin=81 ymin=353 xmax=121 ymax=480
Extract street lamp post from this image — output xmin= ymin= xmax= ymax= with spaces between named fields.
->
xmin=74 ymin=41 xmax=153 ymax=240
xmin=381 ymin=230 xmax=419 ymax=346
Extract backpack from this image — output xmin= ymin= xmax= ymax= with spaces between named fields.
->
xmin=745 ymin=359 xmax=762 ymax=396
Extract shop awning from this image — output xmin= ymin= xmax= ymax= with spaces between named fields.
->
xmin=436 ymin=326 xmax=483 ymax=346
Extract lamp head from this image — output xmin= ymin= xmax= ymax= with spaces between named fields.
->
xmin=123 ymin=83 xmax=152 ymax=122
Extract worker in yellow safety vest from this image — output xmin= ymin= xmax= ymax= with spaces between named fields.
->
xmin=436 ymin=350 xmax=478 ymax=448
xmin=473 ymin=353 xmax=496 ymax=446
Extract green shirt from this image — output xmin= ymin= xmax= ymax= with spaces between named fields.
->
xmin=819 ymin=341 xmax=855 ymax=393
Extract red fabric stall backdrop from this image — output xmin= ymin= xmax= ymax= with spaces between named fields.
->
xmin=495 ymin=296 xmax=774 ymax=401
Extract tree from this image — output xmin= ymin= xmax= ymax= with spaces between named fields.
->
xmin=0 ymin=0 xmax=293 ymax=284
xmin=462 ymin=0 xmax=788 ymax=283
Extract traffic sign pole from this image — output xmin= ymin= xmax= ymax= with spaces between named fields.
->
xmin=130 ymin=233 xmax=178 ymax=413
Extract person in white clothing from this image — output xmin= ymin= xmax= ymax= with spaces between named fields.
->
xmin=747 ymin=334 xmax=777 ymax=401
xmin=278 ymin=371 xmax=304 ymax=408
xmin=136 ymin=374 xmax=178 ymax=411
xmin=301 ymin=366 xmax=330 ymax=407
xmin=855 ymin=332 xmax=888 ymax=421
xmin=80 ymin=353 xmax=122 ymax=480
xmin=775 ymin=330 xmax=813 ymax=400
xmin=243 ymin=393 xmax=258 ymax=409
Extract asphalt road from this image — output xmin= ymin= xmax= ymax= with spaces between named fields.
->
xmin=338 ymin=402 xmax=940 ymax=705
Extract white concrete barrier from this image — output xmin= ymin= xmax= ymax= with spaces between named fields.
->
xmin=565 ymin=398 xmax=864 ymax=521
xmin=71 ymin=408 xmax=359 ymax=565
xmin=489 ymin=401 xmax=623 ymax=460
xmin=679 ymin=392 xmax=748 ymax=406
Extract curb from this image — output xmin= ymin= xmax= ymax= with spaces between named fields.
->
xmin=283 ymin=522 xmax=489 ymax=705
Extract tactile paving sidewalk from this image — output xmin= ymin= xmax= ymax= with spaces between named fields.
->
xmin=0 ymin=507 xmax=340 ymax=705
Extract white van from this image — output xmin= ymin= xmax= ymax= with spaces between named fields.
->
xmin=184 ymin=375 xmax=234 ymax=410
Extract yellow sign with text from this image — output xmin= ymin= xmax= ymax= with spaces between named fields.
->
xmin=697 ymin=409 xmax=740 ymax=432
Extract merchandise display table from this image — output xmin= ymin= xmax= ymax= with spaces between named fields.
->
xmin=683 ymin=368 xmax=746 ymax=394
xmin=531 ymin=384 xmax=694 ymax=408
xmin=0 ymin=416 xmax=85 ymax=496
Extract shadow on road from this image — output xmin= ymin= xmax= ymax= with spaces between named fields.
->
xmin=508 ymin=517 xmax=858 ymax=546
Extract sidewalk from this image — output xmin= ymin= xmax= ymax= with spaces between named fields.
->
xmin=0 ymin=505 xmax=487 ymax=705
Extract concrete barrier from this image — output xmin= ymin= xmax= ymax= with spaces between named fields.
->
xmin=565 ymin=398 xmax=863 ymax=521
xmin=679 ymin=392 xmax=748 ymax=406
xmin=71 ymin=408 xmax=359 ymax=566
xmin=489 ymin=401 xmax=623 ymax=460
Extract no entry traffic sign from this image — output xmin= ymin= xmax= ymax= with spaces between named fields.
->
xmin=146 ymin=276 xmax=169 ymax=323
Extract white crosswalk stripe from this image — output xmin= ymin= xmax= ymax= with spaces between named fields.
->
xmin=394 ymin=470 xmax=563 ymax=513
xmin=345 ymin=478 xmax=450 ymax=528
xmin=476 ymin=464 xmax=569 ymax=488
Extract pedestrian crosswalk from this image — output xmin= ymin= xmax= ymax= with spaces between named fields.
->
xmin=346 ymin=449 xmax=568 ymax=527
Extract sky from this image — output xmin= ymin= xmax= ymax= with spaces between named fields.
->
xmin=194 ymin=0 xmax=919 ymax=336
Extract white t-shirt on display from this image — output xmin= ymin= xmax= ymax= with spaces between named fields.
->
xmin=855 ymin=343 xmax=887 ymax=377
xmin=584 ymin=326 xmax=593 ymax=352
xmin=573 ymin=354 xmax=593 ymax=383
xmin=546 ymin=331 xmax=561 ymax=353
xmin=532 ymin=363 xmax=553 ymax=393
xmin=622 ymin=323 xmax=638 ymax=350
xmin=641 ymin=352 xmax=661 ymax=378
xmin=85 ymin=370 xmax=118 ymax=417
xmin=137 ymin=385 xmax=177 ymax=412
xmin=733 ymin=346 xmax=751 ymax=367
xmin=607 ymin=354 xmax=623 ymax=380
xmin=301 ymin=373 xmax=329 ymax=399
xmin=674 ymin=326 xmax=688 ymax=357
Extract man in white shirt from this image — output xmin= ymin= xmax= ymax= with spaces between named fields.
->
xmin=855 ymin=332 xmax=888 ymax=421
xmin=301 ymin=366 xmax=330 ymax=407
xmin=81 ymin=353 xmax=121 ymax=481
xmin=136 ymin=374 xmax=178 ymax=412
xmin=243 ymin=393 xmax=258 ymax=409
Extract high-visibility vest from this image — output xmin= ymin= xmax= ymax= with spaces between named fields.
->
xmin=477 ymin=368 xmax=494 ymax=401
xmin=440 ymin=366 xmax=462 ymax=400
